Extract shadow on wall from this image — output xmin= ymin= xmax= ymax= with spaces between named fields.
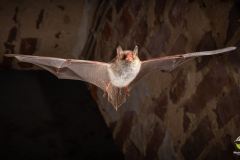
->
xmin=0 ymin=70 xmax=124 ymax=160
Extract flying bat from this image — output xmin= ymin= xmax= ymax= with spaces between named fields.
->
xmin=5 ymin=46 xmax=236 ymax=110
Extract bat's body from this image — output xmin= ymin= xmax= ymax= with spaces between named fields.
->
xmin=108 ymin=51 xmax=141 ymax=87
xmin=6 ymin=46 xmax=236 ymax=110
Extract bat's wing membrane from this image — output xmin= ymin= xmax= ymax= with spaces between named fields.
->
xmin=129 ymin=47 xmax=236 ymax=90
xmin=107 ymin=85 xmax=127 ymax=111
xmin=6 ymin=54 xmax=110 ymax=91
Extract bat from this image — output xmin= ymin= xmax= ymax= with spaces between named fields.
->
xmin=5 ymin=46 xmax=236 ymax=110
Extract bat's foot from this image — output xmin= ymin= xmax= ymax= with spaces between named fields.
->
xmin=126 ymin=86 xmax=131 ymax=97
xmin=103 ymin=91 xmax=106 ymax=98
xmin=127 ymin=91 xmax=131 ymax=97
xmin=103 ymin=82 xmax=111 ymax=98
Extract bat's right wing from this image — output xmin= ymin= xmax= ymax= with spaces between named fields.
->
xmin=129 ymin=47 xmax=236 ymax=90
xmin=6 ymin=54 xmax=110 ymax=91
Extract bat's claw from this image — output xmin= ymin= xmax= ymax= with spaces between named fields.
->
xmin=103 ymin=91 xmax=107 ymax=98
xmin=126 ymin=86 xmax=131 ymax=97
xmin=127 ymin=91 xmax=131 ymax=97
xmin=103 ymin=82 xmax=111 ymax=98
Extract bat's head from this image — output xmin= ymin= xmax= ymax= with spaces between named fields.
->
xmin=116 ymin=46 xmax=138 ymax=62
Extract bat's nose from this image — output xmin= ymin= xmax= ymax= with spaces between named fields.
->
xmin=125 ymin=53 xmax=133 ymax=61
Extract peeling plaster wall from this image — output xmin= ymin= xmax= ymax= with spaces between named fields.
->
xmin=92 ymin=0 xmax=240 ymax=159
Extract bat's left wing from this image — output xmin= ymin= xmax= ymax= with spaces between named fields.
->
xmin=5 ymin=54 xmax=110 ymax=91
xmin=129 ymin=47 xmax=236 ymax=90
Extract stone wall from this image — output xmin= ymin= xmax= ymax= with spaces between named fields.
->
xmin=92 ymin=0 xmax=240 ymax=159
xmin=1 ymin=0 xmax=240 ymax=159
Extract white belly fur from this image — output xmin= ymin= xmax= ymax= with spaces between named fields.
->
xmin=108 ymin=61 xmax=141 ymax=87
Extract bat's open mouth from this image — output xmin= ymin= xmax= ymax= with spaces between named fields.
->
xmin=125 ymin=53 xmax=133 ymax=61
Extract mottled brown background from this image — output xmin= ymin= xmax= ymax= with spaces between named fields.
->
xmin=1 ymin=0 xmax=240 ymax=160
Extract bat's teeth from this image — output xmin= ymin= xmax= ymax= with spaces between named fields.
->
xmin=126 ymin=58 xmax=133 ymax=61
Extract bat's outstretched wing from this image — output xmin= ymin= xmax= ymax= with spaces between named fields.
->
xmin=129 ymin=47 xmax=236 ymax=90
xmin=6 ymin=54 xmax=110 ymax=91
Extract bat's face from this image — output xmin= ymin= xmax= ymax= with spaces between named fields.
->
xmin=117 ymin=46 xmax=138 ymax=62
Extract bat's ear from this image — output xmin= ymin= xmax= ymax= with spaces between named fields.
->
xmin=133 ymin=46 xmax=138 ymax=55
xmin=117 ymin=46 xmax=123 ymax=55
